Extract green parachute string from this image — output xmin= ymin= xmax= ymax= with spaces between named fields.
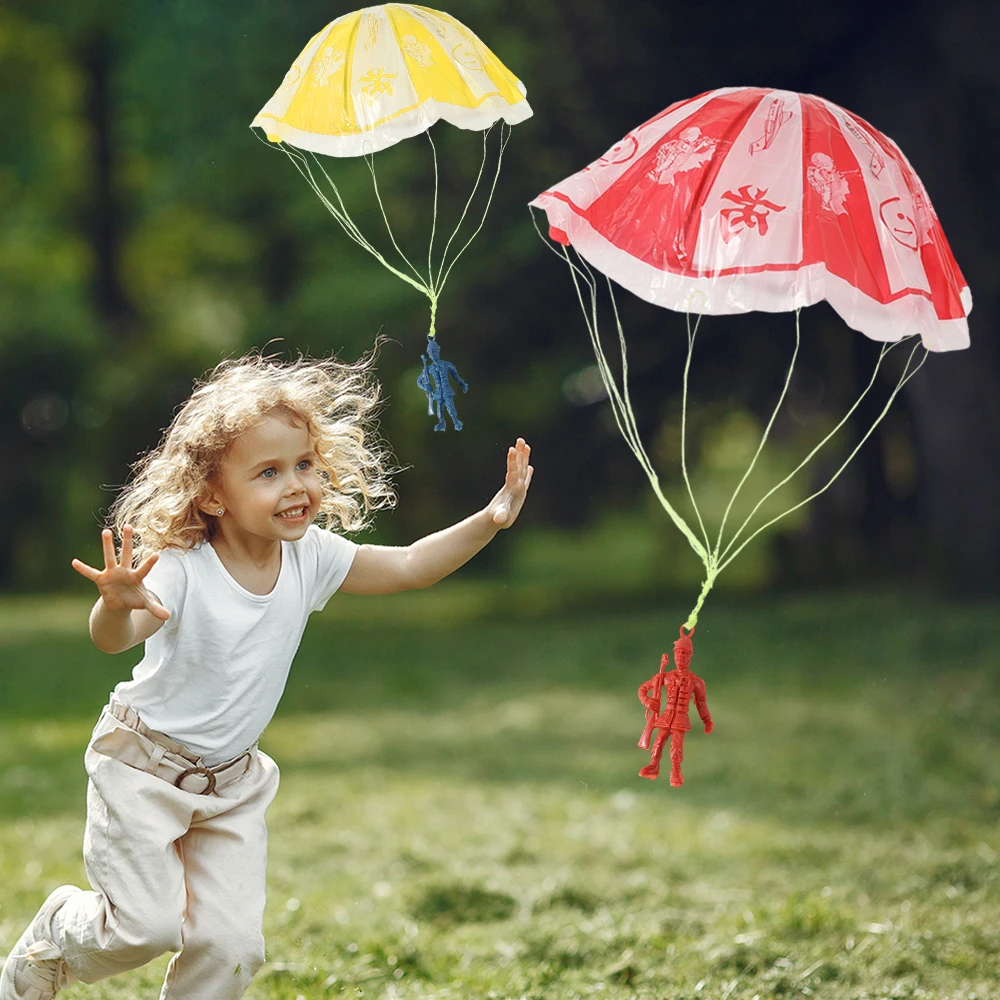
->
xmin=264 ymin=122 xmax=511 ymax=339
xmin=679 ymin=306 xmax=713 ymax=558
xmin=716 ymin=336 xmax=927 ymax=573
xmin=529 ymin=210 xmax=928 ymax=631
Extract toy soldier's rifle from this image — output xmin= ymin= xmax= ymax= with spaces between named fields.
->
xmin=638 ymin=655 xmax=669 ymax=749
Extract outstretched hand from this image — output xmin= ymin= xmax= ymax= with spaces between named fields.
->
xmin=71 ymin=525 xmax=170 ymax=621
xmin=488 ymin=438 xmax=533 ymax=528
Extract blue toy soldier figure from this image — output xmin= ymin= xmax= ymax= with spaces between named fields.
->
xmin=417 ymin=336 xmax=468 ymax=431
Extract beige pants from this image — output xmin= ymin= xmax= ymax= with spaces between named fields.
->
xmin=50 ymin=700 xmax=279 ymax=999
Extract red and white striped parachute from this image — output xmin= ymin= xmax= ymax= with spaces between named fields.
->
xmin=530 ymin=87 xmax=971 ymax=351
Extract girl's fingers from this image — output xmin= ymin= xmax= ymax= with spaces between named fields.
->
xmin=101 ymin=529 xmax=117 ymax=570
xmin=71 ymin=558 xmax=101 ymax=582
xmin=145 ymin=596 xmax=171 ymax=622
xmin=493 ymin=440 xmax=531 ymax=524
xmin=506 ymin=447 xmax=517 ymax=485
xmin=513 ymin=439 xmax=530 ymax=479
xmin=120 ymin=524 xmax=134 ymax=569
xmin=134 ymin=552 xmax=159 ymax=581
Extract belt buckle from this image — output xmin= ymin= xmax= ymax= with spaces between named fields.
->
xmin=174 ymin=765 xmax=217 ymax=795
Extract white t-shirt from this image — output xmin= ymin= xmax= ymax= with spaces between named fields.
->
xmin=113 ymin=525 xmax=357 ymax=764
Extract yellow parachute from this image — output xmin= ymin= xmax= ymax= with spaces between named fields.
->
xmin=252 ymin=5 xmax=532 ymax=425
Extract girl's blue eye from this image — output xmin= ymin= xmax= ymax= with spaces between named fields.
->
xmin=297 ymin=459 xmax=312 ymax=471
xmin=261 ymin=468 xmax=276 ymax=479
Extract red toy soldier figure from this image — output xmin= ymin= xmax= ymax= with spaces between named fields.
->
xmin=637 ymin=626 xmax=713 ymax=786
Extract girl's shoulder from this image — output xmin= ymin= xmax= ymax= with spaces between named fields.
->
xmin=146 ymin=541 xmax=212 ymax=591
xmin=296 ymin=524 xmax=359 ymax=612
xmin=151 ymin=543 xmax=189 ymax=564
xmin=299 ymin=523 xmax=356 ymax=548
xmin=291 ymin=524 xmax=356 ymax=569
xmin=143 ymin=544 xmax=196 ymax=624
xmin=152 ymin=542 xmax=201 ymax=567
xmin=291 ymin=523 xmax=358 ymax=565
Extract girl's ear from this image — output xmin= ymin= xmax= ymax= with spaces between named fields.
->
xmin=196 ymin=493 xmax=222 ymax=516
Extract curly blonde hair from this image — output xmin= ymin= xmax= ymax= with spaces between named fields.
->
xmin=111 ymin=351 xmax=396 ymax=562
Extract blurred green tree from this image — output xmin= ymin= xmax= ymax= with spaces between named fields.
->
xmin=0 ymin=0 xmax=995 ymax=595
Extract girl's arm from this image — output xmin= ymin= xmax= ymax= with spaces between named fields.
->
xmin=72 ymin=526 xmax=170 ymax=653
xmin=341 ymin=438 xmax=533 ymax=596
xmin=87 ymin=600 xmax=167 ymax=655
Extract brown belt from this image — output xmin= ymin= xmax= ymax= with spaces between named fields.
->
xmin=105 ymin=698 xmax=256 ymax=795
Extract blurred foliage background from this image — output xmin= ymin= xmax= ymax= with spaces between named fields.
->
xmin=1 ymin=0 xmax=997 ymax=598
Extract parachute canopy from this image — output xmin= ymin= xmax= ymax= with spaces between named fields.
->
xmin=252 ymin=3 xmax=532 ymax=157
xmin=530 ymin=87 xmax=970 ymax=352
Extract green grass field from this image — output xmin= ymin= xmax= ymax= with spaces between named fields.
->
xmin=1 ymin=586 xmax=998 ymax=999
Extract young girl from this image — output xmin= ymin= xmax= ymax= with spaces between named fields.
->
xmin=0 ymin=353 xmax=532 ymax=1000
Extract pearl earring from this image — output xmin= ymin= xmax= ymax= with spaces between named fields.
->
xmin=216 ymin=508 xmax=224 ymax=516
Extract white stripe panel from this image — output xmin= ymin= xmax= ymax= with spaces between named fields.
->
xmin=406 ymin=6 xmax=493 ymax=102
xmin=255 ymin=23 xmax=336 ymax=122
xmin=822 ymin=98 xmax=931 ymax=297
xmin=351 ymin=8 xmax=417 ymax=132
xmin=544 ymin=89 xmax=724 ymax=213
xmin=691 ymin=91 xmax=803 ymax=272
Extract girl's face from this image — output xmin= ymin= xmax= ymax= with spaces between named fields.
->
xmin=210 ymin=411 xmax=323 ymax=545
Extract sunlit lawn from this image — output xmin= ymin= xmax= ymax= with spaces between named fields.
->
xmin=1 ymin=586 xmax=998 ymax=999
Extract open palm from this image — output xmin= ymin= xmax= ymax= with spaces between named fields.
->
xmin=489 ymin=438 xmax=533 ymax=528
xmin=71 ymin=525 xmax=170 ymax=621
